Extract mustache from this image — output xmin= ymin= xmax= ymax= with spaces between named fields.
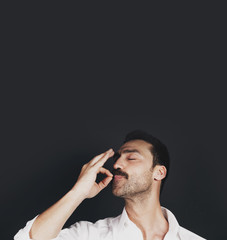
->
xmin=112 ymin=169 xmax=129 ymax=179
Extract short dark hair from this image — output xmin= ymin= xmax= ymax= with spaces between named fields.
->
xmin=123 ymin=130 xmax=170 ymax=193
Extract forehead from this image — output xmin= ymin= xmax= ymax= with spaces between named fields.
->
xmin=118 ymin=139 xmax=153 ymax=155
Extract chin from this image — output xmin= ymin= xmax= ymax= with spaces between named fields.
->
xmin=112 ymin=188 xmax=123 ymax=197
xmin=112 ymin=188 xmax=127 ymax=198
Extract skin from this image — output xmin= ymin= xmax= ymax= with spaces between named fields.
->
xmin=30 ymin=140 xmax=168 ymax=240
xmin=112 ymin=140 xmax=169 ymax=240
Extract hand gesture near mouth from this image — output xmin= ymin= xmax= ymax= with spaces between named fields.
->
xmin=73 ymin=148 xmax=115 ymax=198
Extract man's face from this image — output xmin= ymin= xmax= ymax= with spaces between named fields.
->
xmin=111 ymin=139 xmax=155 ymax=199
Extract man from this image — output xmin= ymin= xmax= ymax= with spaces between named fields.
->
xmin=14 ymin=130 xmax=206 ymax=240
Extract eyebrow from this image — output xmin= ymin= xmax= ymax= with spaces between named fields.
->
xmin=118 ymin=149 xmax=142 ymax=155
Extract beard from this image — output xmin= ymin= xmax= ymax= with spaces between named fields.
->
xmin=111 ymin=169 xmax=153 ymax=199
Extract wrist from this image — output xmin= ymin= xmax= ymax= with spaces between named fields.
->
xmin=70 ymin=183 xmax=88 ymax=201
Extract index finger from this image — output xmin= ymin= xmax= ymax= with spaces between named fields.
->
xmin=94 ymin=149 xmax=114 ymax=168
xmin=90 ymin=148 xmax=112 ymax=166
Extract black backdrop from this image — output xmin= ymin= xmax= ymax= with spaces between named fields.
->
xmin=1 ymin=5 xmax=226 ymax=240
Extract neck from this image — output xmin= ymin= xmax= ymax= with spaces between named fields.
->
xmin=124 ymin=190 xmax=169 ymax=240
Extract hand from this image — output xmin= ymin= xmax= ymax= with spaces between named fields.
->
xmin=73 ymin=148 xmax=114 ymax=199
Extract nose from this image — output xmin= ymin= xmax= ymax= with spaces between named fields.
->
xmin=113 ymin=155 xmax=124 ymax=170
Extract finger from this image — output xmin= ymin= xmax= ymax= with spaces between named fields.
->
xmin=89 ymin=149 xmax=113 ymax=165
xmin=94 ymin=149 xmax=114 ymax=168
xmin=99 ymin=167 xmax=113 ymax=177
xmin=97 ymin=176 xmax=113 ymax=192
xmin=89 ymin=152 xmax=106 ymax=165
xmin=90 ymin=148 xmax=113 ymax=165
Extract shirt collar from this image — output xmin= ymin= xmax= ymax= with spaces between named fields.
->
xmin=117 ymin=206 xmax=180 ymax=238
xmin=161 ymin=206 xmax=180 ymax=239
xmin=118 ymin=207 xmax=130 ymax=232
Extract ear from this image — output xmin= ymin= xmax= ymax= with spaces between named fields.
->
xmin=153 ymin=165 xmax=167 ymax=181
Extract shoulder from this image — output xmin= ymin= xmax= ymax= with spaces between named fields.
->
xmin=62 ymin=214 xmax=121 ymax=239
xmin=178 ymin=226 xmax=206 ymax=240
xmin=86 ymin=214 xmax=120 ymax=230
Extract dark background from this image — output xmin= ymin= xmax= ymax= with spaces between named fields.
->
xmin=1 ymin=4 xmax=226 ymax=240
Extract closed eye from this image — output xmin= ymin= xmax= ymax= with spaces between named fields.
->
xmin=128 ymin=157 xmax=136 ymax=160
xmin=127 ymin=153 xmax=139 ymax=160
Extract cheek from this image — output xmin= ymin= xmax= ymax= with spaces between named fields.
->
xmin=129 ymin=166 xmax=147 ymax=177
xmin=127 ymin=162 xmax=152 ymax=178
xmin=135 ymin=168 xmax=153 ymax=181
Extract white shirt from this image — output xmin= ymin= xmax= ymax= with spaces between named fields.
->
xmin=14 ymin=206 xmax=206 ymax=240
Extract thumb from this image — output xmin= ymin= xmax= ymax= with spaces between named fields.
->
xmin=97 ymin=176 xmax=113 ymax=192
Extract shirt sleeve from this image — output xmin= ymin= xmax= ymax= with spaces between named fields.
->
xmin=13 ymin=215 xmax=56 ymax=240
xmin=14 ymin=216 xmax=97 ymax=240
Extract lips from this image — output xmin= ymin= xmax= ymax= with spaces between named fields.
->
xmin=114 ymin=175 xmax=125 ymax=180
